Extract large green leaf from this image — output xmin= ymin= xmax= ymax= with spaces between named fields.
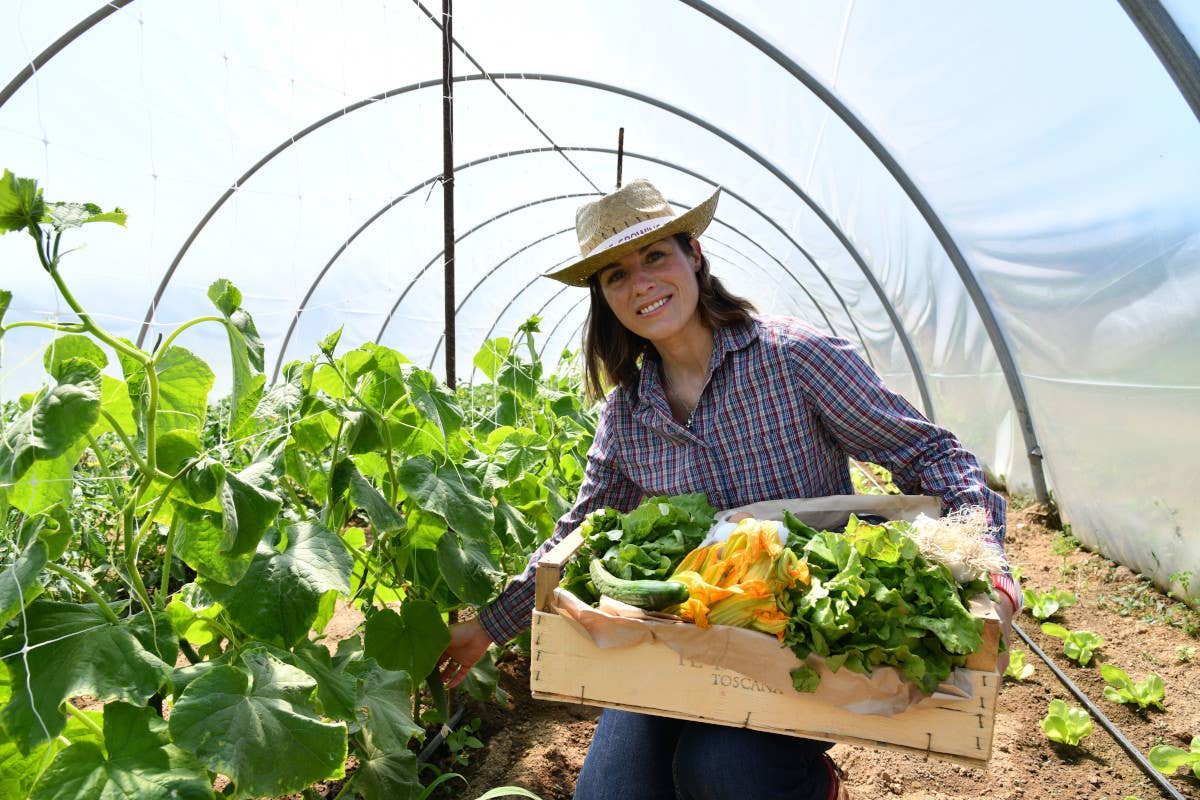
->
xmin=492 ymin=497 xmax=538 ymax=553
xmin=169 ymin=503 xmax=256 ymax=586
xmin=215 ymin=464 xmax=282 ymax=557
xmin=0 ymin=604 xmax=175 ymax=753
xmin=472 ymin=338 xmax=510 ymax=382
xmin=29 ymin=702 xmax=212 ymax=800
xmin=402 ymin=365 xmax=463 ymax=443
xmin=486 ymin=427 xmax=548 ymax=487
xmin=0 ymin=359 xmax=100 ymax=486
xmin=348 ymin=660 xmax=421 ymax=753
xmin=42 ymin=334 xmax=107 ymax=378
xmin=208 ymin=279 xmax=265 ymax=440
xmin=202 ymin=521 xmax=351 ymax=647
xmin=0 ymin=169 xmax=44 ymax=234
xmin=0 ymin=538 xmax=47 ymax=628
xmin=396 ymin=455 xmax=493 ymax=539
xmin=284 ymin=640 xmax=358 ymax=722
xmin=168 ymin=650 xmax=347 ymax=799
xmin=331 ymin=458 xmax=404 ymax=535
xmin=154 ymin=429 xmax=202 ymax=476
xmin=353 ymin=747 xmax=422 ymax=800
xmin=362 ymin=600 xmax=449 ymax=682
xmin=0 ymin=684 xmax=102 ymax=800
xmin=436 ymin=529 xmax=504 ymax=606
xmin=121 ymin=346 xmax=213 ymax=438
xmin=5 ymin=439 xmax=88 ymax=515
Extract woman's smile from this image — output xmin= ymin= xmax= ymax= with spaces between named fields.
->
xmin=637 ymin=295 xmax=672 ymax=316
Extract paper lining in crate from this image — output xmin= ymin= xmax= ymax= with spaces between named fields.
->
xmin=530 ymin=494 xmax=1002 ymax=765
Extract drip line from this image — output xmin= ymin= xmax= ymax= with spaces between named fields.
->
xmin=1013 ymin=623 xmax=1186 ymax=800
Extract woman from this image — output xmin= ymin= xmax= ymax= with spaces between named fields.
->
xmin=439 ymin=179 xmax=1018 ymax=800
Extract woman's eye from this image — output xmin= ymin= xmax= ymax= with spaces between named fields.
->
xmin=605 ymin=270 xmax=625 ymax=285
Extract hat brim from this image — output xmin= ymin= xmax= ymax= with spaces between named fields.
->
xmin=544 ymin=187 xmax=721 ymax=287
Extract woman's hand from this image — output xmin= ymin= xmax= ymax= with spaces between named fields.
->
xmin=992 ymin=591 xmax=1016 ymax=676
xmin=437 ymin=617 xmax=493 ymax=689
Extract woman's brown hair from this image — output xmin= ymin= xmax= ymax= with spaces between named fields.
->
xmin=581 ymin=233 xmax=756 ymax=401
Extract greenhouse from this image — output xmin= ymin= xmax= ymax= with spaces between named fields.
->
xmin=1 ymin=2 xmax=1198 ymax=799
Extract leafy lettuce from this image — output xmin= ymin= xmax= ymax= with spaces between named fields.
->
xmin=561 ymin=493 xmax=717 ymax=604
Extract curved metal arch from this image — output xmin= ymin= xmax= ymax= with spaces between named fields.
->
xmin=271 ymin=179 xmax=594 ymax=379
xmin=679 ymin=0 xmax=1048 ymax=498
xmin=1118 ymin=0 xmax=1200 ymax=123
xmin=538 ymin=296 xmax=590 ymax=364
xmin=421 ymin=226 xmax=806 ymax=372
xmin=0 ymin=1 xmax=134 ymax=108
xmin=290 ymin=149 xmax=862 ymax=382
xmin=134 ymin=72 xmax=933 ymax=417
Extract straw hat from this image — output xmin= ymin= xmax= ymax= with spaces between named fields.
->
xmin=545 ymin=179 xmax=720 ymax=286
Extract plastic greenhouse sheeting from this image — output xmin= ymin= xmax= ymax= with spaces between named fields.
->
xmin=1 ymin=1 xmax=1197 ymax=602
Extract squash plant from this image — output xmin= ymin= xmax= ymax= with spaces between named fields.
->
xmin=0 ymin=170 xmax=594 ymax=799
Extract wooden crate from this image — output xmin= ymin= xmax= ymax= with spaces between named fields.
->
xmin=529 ymin=500 xmax=1002 ymax=766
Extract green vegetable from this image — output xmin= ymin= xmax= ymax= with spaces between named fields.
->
xmin=1100 ymin=664 xmax=1165 ymax=710
xmin=782 ymin=515 xmax=989 ymax=695
xmin=1004 ymin=650 xmax=1034 ymax=681
xmin=588 ymin=559 xmax=689 ymax=611
xmin=1041 ymin=698 xmax=1093 ymax=746
xmin=1149 ymin=735 xmax=1200 ymax=779
xmin=1022 ymin=587 xmax=1076 ymax=621
xmin=561 ymin=493 xmax=716 ymax=604
xmin=1040 ymin=623 xmax=1104 ymax=666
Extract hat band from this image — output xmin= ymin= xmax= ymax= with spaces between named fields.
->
xmin=588 ymin=215 xmax=671 ymax=258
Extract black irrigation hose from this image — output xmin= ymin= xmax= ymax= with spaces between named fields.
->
xmin=417 ymin=706 xmax=467 ymax=764
xmin=1013 ymin=623 xmax=1188 ymax=800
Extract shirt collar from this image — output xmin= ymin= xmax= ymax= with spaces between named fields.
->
xmin=631 ymin=317 xmax=759 ymax=418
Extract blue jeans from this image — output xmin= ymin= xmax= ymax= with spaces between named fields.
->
xmin=573 ymin=709 xmax=833 ymax=800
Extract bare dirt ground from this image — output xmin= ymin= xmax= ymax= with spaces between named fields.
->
xmin=441 ymin=502 xmax=1200 ymax=800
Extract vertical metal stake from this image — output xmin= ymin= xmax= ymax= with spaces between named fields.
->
xmin=616 ymin=127 xmax=624 ymax=189
xmin=442 ymin=0 xmax=456 ymax=388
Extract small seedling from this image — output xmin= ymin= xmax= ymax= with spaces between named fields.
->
xmin=1041 ymin=623 xmax=1104 ymax=666
xmin=1100 ymin=664 xmax=1165 ymax=711
xmin=1175 ymin=645 xmax=1197 ymax=664
xmin=1023 ymin=587 xmax=1077 ymax=621
xmin=1148 ymin=735 xmax=1200 ymax=779
xmin=1041 ymin=698 xmax=1093 ymax=746
xmin=1004 ymin=650 xmax=1034 ymax=681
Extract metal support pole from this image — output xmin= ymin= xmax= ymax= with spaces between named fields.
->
xmin=441 ymin=0 xmax=456 ymax=388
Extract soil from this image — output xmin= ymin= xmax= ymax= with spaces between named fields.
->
xmin=437 ymin=502 xmax=1200 ymax=800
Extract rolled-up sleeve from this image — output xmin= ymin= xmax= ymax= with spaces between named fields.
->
xmin=789 ymin=334 xmax=1022 ymax=611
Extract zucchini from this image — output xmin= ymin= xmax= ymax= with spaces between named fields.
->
xmin=589 ymin=558 xmax=690 ymax=611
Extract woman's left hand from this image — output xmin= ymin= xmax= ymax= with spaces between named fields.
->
xmin=991 ymin=591 xmax=1015 ymax=676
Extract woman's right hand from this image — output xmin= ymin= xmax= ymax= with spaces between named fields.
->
xmin=437 ymin=617 xmax=493 ymax=688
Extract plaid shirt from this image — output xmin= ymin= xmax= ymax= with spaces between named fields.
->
xmin=478 ymin=315 xmax=1019 ymax=644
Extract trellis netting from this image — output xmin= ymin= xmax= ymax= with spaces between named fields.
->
xmin=1 ymin=0 xmax=1197 ymax=599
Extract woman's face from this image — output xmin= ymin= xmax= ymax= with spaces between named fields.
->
xmin=596 ymin=235 xmax=704 ymax=345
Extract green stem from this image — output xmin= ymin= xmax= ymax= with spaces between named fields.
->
xmin=0 ymin=320 xmax=87 ymax=333
xmin=142 ymin=364 xmax=160 ymax=477
xmin=154 ymin=316 xmax=224 ymax=360
xmin=44 ymin=564 xmax=120 ymax=624
xmin=84 ymin=432 xmax=125 ymax=508
xmin=134 ymin=474 xmax=181 ymax=554
xmin=158 ymin=515 xmax=181 ymax=610
xmin=63 ymin=701 xmax=103 ymax=739
xmin=37 ymin=237 xmax=146 ymax=366
xmin=122 ymin=496 xmax=155 ymax=615
xmin=322 ymin=417 xmax=346 ymax=526
xmin=96 ymin=409 xmax=154 ymax=476
xmin=326 ymin=356 xmax=401 ymax=503
xmin=331 ymin=774 xmax=358 ymax=800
